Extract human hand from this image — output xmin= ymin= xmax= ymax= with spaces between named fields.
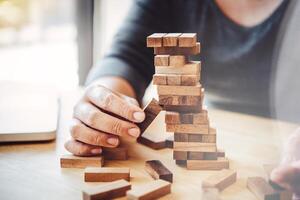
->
xmin=64 ymin=84 xmax=145 ymax=156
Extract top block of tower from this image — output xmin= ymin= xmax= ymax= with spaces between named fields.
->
xmin=179 ymin=33 xmax=197 ymax=47
xmin=147 ymin=33 xmax=167 ymax=47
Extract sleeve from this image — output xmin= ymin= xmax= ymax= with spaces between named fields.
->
xmin=86 ymin=0 xmax=173 ymax=101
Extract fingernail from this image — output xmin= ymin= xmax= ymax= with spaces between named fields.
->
xmin=128 ymin=127 xmax=140 ymax=137
xmin=107 ymin=137 xmax=119 ymax=146
xmin=91 ymin=148 xmax=102 ymax=154
xmin=133 ymin=111 xmax=145 ymax=122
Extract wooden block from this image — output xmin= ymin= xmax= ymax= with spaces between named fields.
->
xmin=163 ymin=33 xmax=182 ymax=47
xmin=137 ymin=136 xmax=166 ymax=150
xmin=145 ymin=160 xmax=173 ymax=183
xmin=157 ymin=84 xmax=202 ymax=96
xmin=165 ymin=111 xmax=180 ymax=124
xmin=153 ymin=74 xmax=167 ymax=85
xmin=217 ymin=149 xmax=225 ymax=157
xmin=174 ymin=146 xmax=217 ymax=153
xmin=247 ymin=177 xmax=280 ymax=200
xmin=174 ymin=133 xmax=189 ymax=142
xmin=181 ymin=75 xmax=200 ymax=85
xmin=147 ymin=33 xmax=166 ymax=47
xmin=202 ymin=169 xmax=237 ymax=191
xmin=166 ymin=74 xmax=181 ymax=85
xmin=187 ymin=158 xmax=229 ymax=170
xmin=173 ymin=151 xmax=188 ymax=160
xmin=155 ymin=61 xmax=201 ymax=75
xmin=173 ymin=142 xmax=216 ymax=149
xmin=166 ymin=124 xmax=209 ymax=134
xmin=102 ymin=147 xmax=128 ymax=160
xmin=84 ymin=167 xmax=130 ymax=182
xmin=165 ymin=135 xmax=174 ymax=148
xmin=60 ymin=155 xmax=104 ymax=169
xmin=164 ymin=104 xmax=202 ymax=113
xmin=82 ymin=179 xmax=131 ymax=200
xmin=138 ymin=98 xmax=162 ymax=134
xmin=159 ymin=95 xmax=202 ymax=106
xmin=154 ymin=42 xmax=200 ymax=55
xmin=169 ymin=55 xmax=186 ymax=67
xmin=175 ymin=160 xmax=187 ymax=166
xmin=209 ymin=127 xmax=217 ymax=135
xmin=179 ymin=33 xmax=197 ymax=47
xmin=154 ymin=55 xmax=169 ymax=66
xmin=126 ymin=179 xmax=171 ymax=200
xmin=189 ymin=152 xmax=218 ymax=160
xmin=165 ymin=111 xmax=208 ymax=124
xmin=189 ymin=134 xmax=216 ymax=143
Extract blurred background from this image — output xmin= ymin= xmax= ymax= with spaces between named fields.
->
xmin=0 ymin=0 xmax=132 ymax=90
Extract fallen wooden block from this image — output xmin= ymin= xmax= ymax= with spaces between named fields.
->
xmin=147 ymin=33 xmax=166 ymax=47
xmin=153 ymin=74 xmax=200 ymax=86
xmin=247 ymin=177 xmax=281 ymax=200
xmin=60 ymin=155 xmax=104 ymax=168
xmin=126 ymin=179 xmax=171 ymax=200
xmin=154 ymin=42 xmax=200 ymax=55
xmin=82 ymin=179 xmax=131 ymax=200
xmin=187 ymin=158 xmax=229 ymax=170
xmin=179 ymin=33 xmax=197 ymax=47
xmin=159 ymin=95 xmax=202 ymax=106
xmin=163 ymin=33 xmax=182 ymax=47
xmin=165 ymin=135 xmax=174 ymax=148
xmin=137 ymin=136 xmax=166 ymax=150
xmin=137 ymin=98 xmax=162 ymax=135
xmin=155 ymin=61 xmax=201 ymax=75
xmin=84 ymin=167 xmax=130 ymax=182
xmin=202 ymin=169 xmax=237 ymax=191
xmin=154 ymin=55 xmax=169 ymax=66
xmin=102 ymin=147 xmax=128 ymax=160
xmin=165 ymin=111 xmax=208 ymax=124
xmin=166 ymin=124 xmax=209 ymax=134
xmin=145 ymin=160 xmax=173 ymax=183
xmin=169 ymin=55 xmax=186 ymax=67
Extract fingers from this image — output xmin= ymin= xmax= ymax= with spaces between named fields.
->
xmin=74 ymin=102 xmax=140 ymax=138
xmin=64 ymin=139 xmax=102 ymax=156
xmin=70 ymin=118 xmax=119 ymax=147
xmin=86 ymin=85 xmax=145 ymax=123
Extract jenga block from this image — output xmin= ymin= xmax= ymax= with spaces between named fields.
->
xmin=164 ymin=104 xmax=202 ymax=113
xmin=173 ymin=142 xmax=216 ymax=149
xmin=84 ymin=167 xmax=130 ymax=182
xmin=126 ymin=180 xmax=171 ymax=200
xmin=173 ymin=151 xmax=188 ymax=160
xmin=209 ymin=127 xmax=217 ymax=135
xmin=174 ymin=133 xmax=189 ymax=142
xmin=155 ymin=61 xmax=201 ymax=75
xmin=175 ymin=160 xmax=187 ymax=166
xmin=153 ymin=74 xmax=167 ymax=85
xmin=154 ymin=42 xmax=200 ymax=55
xmin=157 ymin=84 xmax=202 ymax=96
xmin=137 ymin=136 xmax=166 ymax=150
xmin=189 ymin=134 xmax=216 ymax=143
xmin=165 ymin=111 xmax=180 ymax=124
xmin=147 ymin=33 xmax=166 ymax=47
xmin=174 ymin=146 xmax=217 ymax=153
xmin=138 ymin=98 xmax=162 ymax=134
xmin=169 ymin=55 xmax=186 ymax=67
xmin=145 ymin=160 xmax=173 ymax=183
xmin=154 ymin=55 xmax=169 ymax=66
xmin=217 ymin=149 xmax=226 ymax=157
xmin=166 ymin=74 xmax=181 ymax=85
xmin=181 ymin=75 xmax=200 ymax=85
xmin=162 ymin=33 xmax=182 ymax=47
xmin=82 ymin=179 xmax=131 ymax=200
xmin=187 ymin=158 xmax=229 ymax=170
xmin=159 ymin=95 xmax=202 ymax=106
xmin=188 ymin=151 xmax=218 ymax=160
xmin=165 ymin=111 xmax=208 ymax=124
xmin=166 ymin=124 xmax=209 ymax=134
xmin=178 ymin=33 xmax=197 ymax=47
xmin=102 ymin=147 xmax=128 ymax=160
xmin=60 ymin=155 xmax=104 ymax=169
xmin=202 ymin=169 xmax=237 ymax=191
xmin=165 ymin=135 xmax=174 ymax=148
xmin=247 ymin=177 xmax=281 ymax=200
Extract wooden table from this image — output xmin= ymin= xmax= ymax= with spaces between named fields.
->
xmin=0 ymin=90 xmax=298 ymax=200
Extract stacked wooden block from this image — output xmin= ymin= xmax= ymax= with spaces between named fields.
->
xmin=147 ymin=33 xmax=228 ymax=170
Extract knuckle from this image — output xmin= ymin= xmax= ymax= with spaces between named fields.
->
xmin=111 ymin=120 xmax=123 ymax=135
xmin=120 ymin=103 xmax=132 ymax=119
xmin=86 ymin=110 xmax=99 ymax=127
xmin=101 ymin=93 xmax=114 ymax=110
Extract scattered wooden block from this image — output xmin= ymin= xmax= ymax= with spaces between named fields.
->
xmin=82 ymin=179 xmax=131 ymax=200
xmin=154 ymin=55 xmax=169 ymax=66
xmin=147 ymin=33 xmax=166 ymax=47
xmin=126 ymin=180 xmax=171 ymax=200
xmin=154 ymin=42 xmax=200 ymax=55
xmin=187 ymin=158 xmax=229 ymax=170
xmin=159 ymin=95 xmax=202 ymax=106
xmin=155 ymin=61 xmax=201 ymax=75
xmin=84 ymin=167 xmax=130 ymax=182
xmin=153 ymin=74 xmax=167 ymax=85
xmin=60 ymin=155 xmax=104 ymax=169
xmin=137 ymin=98 xmax=162 ymax=135
xmin=202 ymin=169 xmax=237 ymax=191
xmin=162 ymin=33 xmax=181 ymax=47
xmin=137 ymin=136 xmax=166 ymax=150
xmin=165 ymin=135 xmax=174 ymax=148
xmin=102 ymin=147 xmax=128 ymax=160
xmin=179 ymin=33 xmax=197 ymax=47
xmin=217 ymin=149 xmax=225 ymax=157
xmin=247 ymin=177 xmax=281 ymax=200
xmin=157 ymin=84 xmax=202 ymax=96
xmin=166 ymin=124 xmax=209 ymax=134
xmin=145 ymin=160 xmax=173 ymax=183
xmin=169 ymin=55 xmax=186 ymax=67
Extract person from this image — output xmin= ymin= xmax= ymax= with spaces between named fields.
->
xmin=64 ymin=0 xmax=300 ymax=197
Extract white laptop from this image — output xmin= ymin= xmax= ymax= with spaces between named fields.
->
xmin=0 ymin=81 xmax=58 ymax=142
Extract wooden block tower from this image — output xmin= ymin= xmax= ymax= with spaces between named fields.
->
xmin=147 ymin=33 xmax=229 ymax=170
